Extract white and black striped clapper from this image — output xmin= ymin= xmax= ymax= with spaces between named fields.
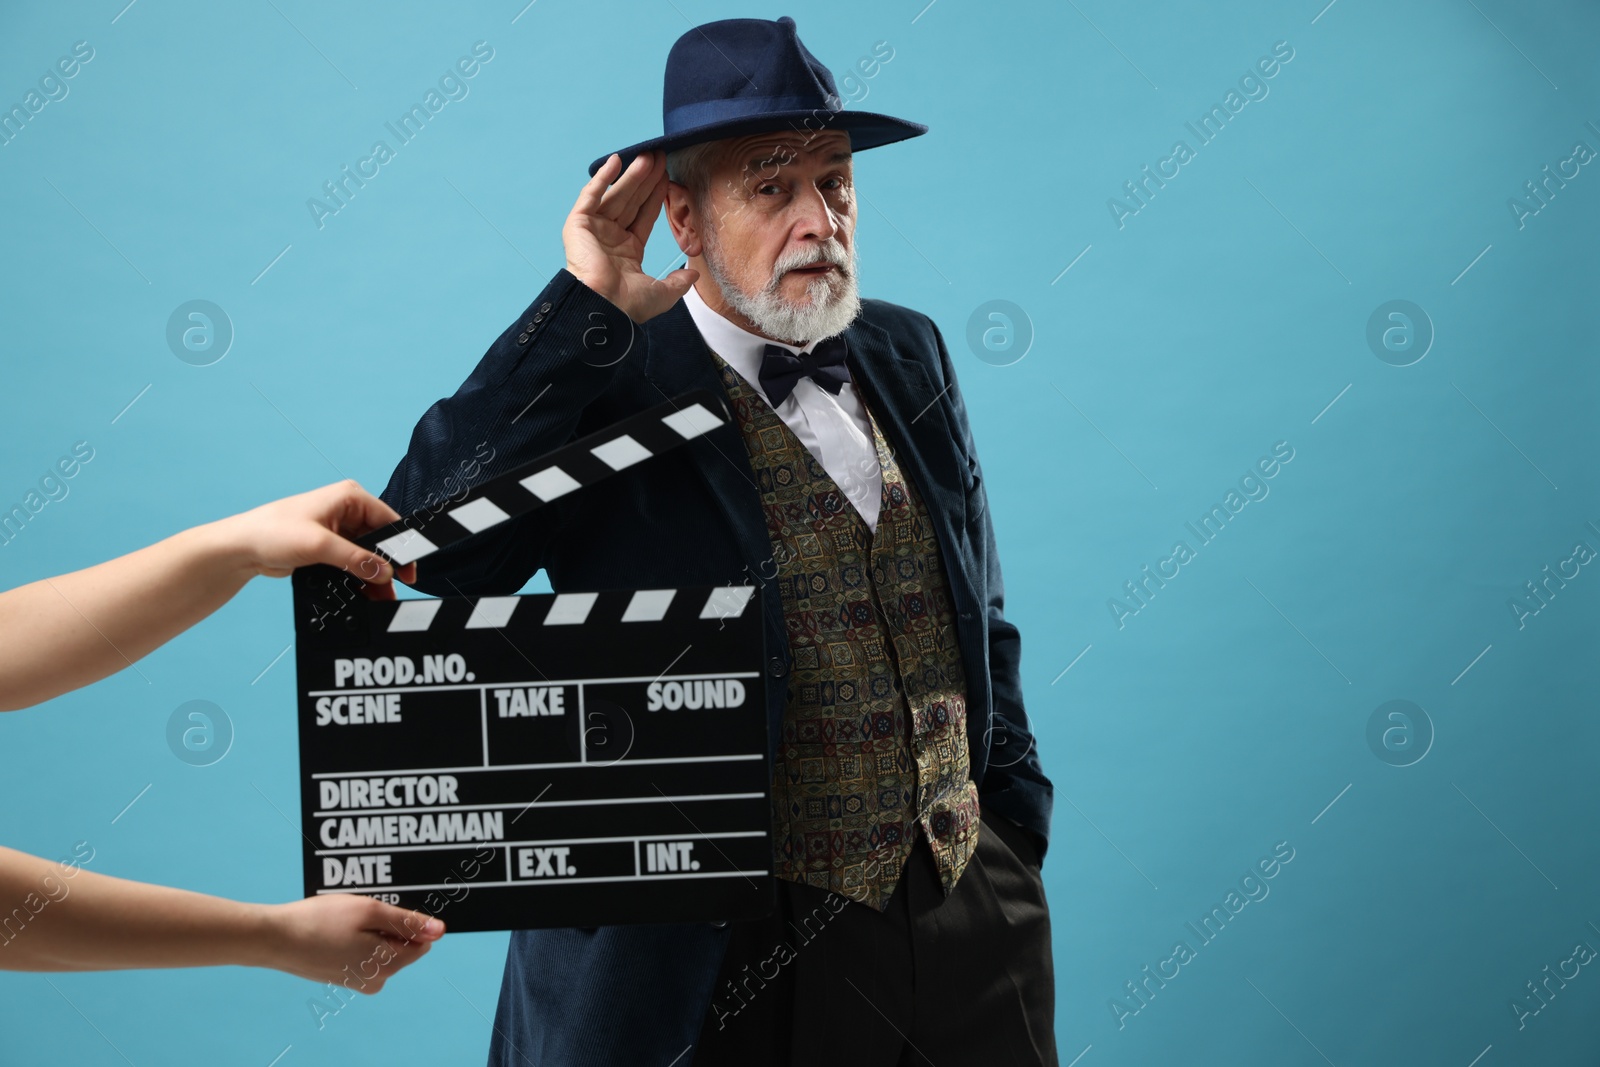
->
xmin=361 ymin=388 xmax=730 ymax=567
xmin=290 ymin=389 xmax=774 ymax=934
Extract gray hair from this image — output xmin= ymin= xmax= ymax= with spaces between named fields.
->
xmin=665 ymin=140 xmax=722 ymax=205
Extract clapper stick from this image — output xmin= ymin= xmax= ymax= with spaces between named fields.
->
xmin=364 ymin=389 xmax=731 ymax=566
xmin=289 ymin=389 xmax=775 ymax=931
xmin=293 ymin=388 xmax=731 ymax=632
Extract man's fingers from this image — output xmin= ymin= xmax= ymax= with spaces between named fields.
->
xmin=627 ymin=168 xmax=670 ymax=247
xmin=613 ymin=150 xmax=666 ymax=230
xmin=623 ymin=268 xmax=698 ymax=325
xmin=572 ymin=153 xmax=622 ymax=216
xmin=595 ymin=151 xmax=659 ymax=224
xmin=659 ymin=267 xmax=699 ymax=299
xmin=598 ymin=151 xmax=652 ymax=220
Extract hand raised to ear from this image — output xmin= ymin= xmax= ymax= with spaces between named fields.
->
xmin=563 ymin=150 xmax=699 ymax=324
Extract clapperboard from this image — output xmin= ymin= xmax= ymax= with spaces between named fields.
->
xmin=290 ymin=390 xmax=774 ymax=932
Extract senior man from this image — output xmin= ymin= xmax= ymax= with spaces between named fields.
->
xmin=381 ymin=15 xmax=1056 ymax=1066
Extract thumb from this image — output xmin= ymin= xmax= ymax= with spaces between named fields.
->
xmin=661 ymin=267 xmax=699 ymax=298
xmin=312 ymin=528 xmax=395 ymax=585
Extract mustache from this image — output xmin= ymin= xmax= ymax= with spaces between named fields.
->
xmin=765 ymin=242 xmax=851 ymax=289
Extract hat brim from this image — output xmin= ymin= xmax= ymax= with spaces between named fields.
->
xmin=586 ymin=110 xmax=928 ymax=177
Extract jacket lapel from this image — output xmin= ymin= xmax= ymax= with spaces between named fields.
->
xmin=642 ymin=300 xmax=774 ymax=581
xmin=842 ymin=315 xmax=976 ymax=609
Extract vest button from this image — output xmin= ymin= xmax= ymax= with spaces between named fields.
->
xmin=767 ymin=656 xmax=786 ymax=677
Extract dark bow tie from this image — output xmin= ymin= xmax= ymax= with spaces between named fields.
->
xmin=758 ymin=336 xmax=850 ymax=407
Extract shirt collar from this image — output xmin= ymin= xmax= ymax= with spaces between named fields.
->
xmin=683 ymin=282 xmax=822 ymax=396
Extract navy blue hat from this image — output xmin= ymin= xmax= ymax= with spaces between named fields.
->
xmin=587 ymin=16 xmax=926 ymax=177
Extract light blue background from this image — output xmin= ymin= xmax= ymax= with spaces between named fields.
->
xmin=2 ymin=1 xmax=1597 ymax=1063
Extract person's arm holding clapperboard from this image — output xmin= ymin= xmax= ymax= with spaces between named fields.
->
xmin=381 ymin=151 xmax=694 ymax=593
xmin=0 ymin=480 xmax=444 ymax=988
xmin=0 ymin=481 xmax=418 ymax=711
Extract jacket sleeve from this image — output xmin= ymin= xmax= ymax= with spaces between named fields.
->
xmin=379 ymin=269 xmax=640 ymax=599
xmin=927 ymin=314 xmax=1055 ymax=863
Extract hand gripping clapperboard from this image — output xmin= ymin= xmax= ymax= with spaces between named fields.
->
xmin=290 ymin=391 xmax=774 ymax=932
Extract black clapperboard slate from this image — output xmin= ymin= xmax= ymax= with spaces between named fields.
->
xmin=290 ymin=390 xmax=774 ymax=932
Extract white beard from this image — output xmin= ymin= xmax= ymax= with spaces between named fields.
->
xmin=700 ymin=225 xmax=861 ymax=346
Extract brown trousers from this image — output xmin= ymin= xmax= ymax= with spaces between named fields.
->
xmin=691 ymin=807 xmax=1058 ymax=1066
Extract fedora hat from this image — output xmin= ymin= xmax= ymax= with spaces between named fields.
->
xmin=586 ymin=15 xmax=926 ymax=177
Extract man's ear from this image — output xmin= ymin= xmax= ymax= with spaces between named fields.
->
xmin=664 ymin=181 xmax=703 ymax=258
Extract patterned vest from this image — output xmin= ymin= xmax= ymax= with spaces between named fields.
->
xmin=710 ymin=351 xmax=980 ymax=911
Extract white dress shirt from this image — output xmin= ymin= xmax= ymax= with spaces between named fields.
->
xmin=683 ymin=284 xmax=883 ymax=531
